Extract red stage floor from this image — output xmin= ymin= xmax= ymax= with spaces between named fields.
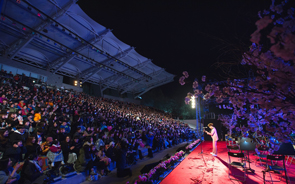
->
xmin=161 ymin=141 xmax=295 ymax=184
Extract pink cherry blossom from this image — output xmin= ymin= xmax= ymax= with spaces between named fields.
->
xmin=179 ymin=76 xmax=185 ymax=85
xmin=192 ymin=81 xmax=198 ymax=88
xmin=183 ymin=71 xmax=189 ymax=78
xmin=202 ymin=75 xmax=206 ymax=82
xmin=180 ymin=1 xmax=295 ymax=150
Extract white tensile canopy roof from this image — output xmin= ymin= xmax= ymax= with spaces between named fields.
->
xmin=0 ymin=0 xmax=175 ymax=97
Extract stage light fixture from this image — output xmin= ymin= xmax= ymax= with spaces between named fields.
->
xmin=43 ymin=29 xmax=48 ymax=33
xmin=27 ymin=7 xmax=32 ymax=11
xmin=22 ymin=27 xmax=26 ymax=31
xmin=191 ymin=96 xmax=196 ymax=109
xmin=37 ymin=13 xmax=41 ymax=17
xmin=74 ymin=80 xmax=78 ymax=86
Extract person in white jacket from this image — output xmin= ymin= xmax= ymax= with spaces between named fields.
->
xmin=204 ymin=123 xmax=219 ymax=156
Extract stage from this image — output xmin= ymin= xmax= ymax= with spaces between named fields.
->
xmin=161 ymin=141 xmax=295 ymax=184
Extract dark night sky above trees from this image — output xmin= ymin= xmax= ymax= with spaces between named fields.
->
xmin=78 ymin=0 xmax=273 ymax=118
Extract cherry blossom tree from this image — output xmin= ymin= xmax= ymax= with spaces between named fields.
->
xmin=218 ymin=114 xmax=237 ymax=136
xmin=181 ymin=0 xmax=295 ymax=152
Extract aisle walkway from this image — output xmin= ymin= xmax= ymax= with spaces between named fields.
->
xmin=161 ymin=141 xmax=295 ymax=184
xmin=82 ymin=142 xmax=189 ymax=184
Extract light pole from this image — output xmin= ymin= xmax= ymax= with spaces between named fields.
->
xmin=191 ymin=95 xmax=204 ymax=154
xmin=191 ymin=95 xmax=202 ymax=135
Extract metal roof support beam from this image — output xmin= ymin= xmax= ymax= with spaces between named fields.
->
xmin=120 ymin=59 xmax=151 ymax=74
xmin=134 ymin=80 xmax=173 ymax=98
xmin=2 ymin=14 xmax=139 ymax=85
xmin=9 ymin=35 xmax=35 ymax=59
xmin=100 ymin=47 xmax=134 ymax=65
xmin=121 ymin=83 xmax=139 ymax=94
xmin=47 ymin=0 xmax=78 ymax=19
xmin=48 ymin=29 xmax=109 ymax=73
xmin=123 ymin=68 xmax=165 ymax=87
xmin=134 ymin=79 xmax=173 ymax=99
xmin=85 ymin=47 xmax=134 ymax=84
xmin=5 ymin=0 xmax=76 ymax=57
xmin=101 ymin=85 xmax=110 ymax=92
xmin=113 ymin=76 xmax=123 ymax=83
xmin=51 ymin=54 xmax=75 ymax=74
xmin=82 ymin=68 xmax=103 ymax=83
xmin=76 ymin=29 xmax=111 ymax=52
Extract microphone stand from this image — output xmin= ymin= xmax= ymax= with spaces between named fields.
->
xmin=199 ymin=128 xmax=205 ymax=155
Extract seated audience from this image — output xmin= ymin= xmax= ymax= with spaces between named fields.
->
xmin=0 ymin=73 xmax=194 ymax=179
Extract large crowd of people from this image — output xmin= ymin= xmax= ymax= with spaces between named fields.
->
xmin=0 ymin=70 xmax=195 ymax=184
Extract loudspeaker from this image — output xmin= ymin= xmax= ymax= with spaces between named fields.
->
xmin=203 ymin=119 xmax=222 ymax=141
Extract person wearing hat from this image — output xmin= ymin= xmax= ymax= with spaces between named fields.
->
xmin=9 ymin=125 xmax=26 ymax=144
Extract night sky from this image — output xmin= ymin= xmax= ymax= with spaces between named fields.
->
xmin=78 ymin=0 xmax=272 ymax=100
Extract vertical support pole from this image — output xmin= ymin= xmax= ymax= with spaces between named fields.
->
xmin=99 ymin=83 xmax=103 ymax=97
xmin=196 ymin=97 xmax=198 ymax=131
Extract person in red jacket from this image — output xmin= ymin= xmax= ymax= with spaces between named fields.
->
xmin=13 ymin=74 xmax=20 ymax=82
xmin=49 ymin=141 xmax=61 ymax=153
xmin=47 ymin=140 xmax=64 ymax=176
xmin=17 ymin=100 xmax=26 ymax=109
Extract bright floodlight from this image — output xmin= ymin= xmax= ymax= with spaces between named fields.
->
xmin=191 ymin=96 xmax=196 ymax=108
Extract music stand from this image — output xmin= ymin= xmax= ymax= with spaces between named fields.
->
xmin=239 ymin=137 xmax=256 ymax=173
xmin=272 ymin=142 xmax=295 ymax=184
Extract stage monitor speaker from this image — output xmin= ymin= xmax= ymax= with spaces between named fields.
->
xmin=203 ymin=119 xmax=222 ymax=141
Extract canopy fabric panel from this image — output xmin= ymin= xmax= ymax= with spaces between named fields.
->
xmin=0 ymin=0 xmax=175 ymax=95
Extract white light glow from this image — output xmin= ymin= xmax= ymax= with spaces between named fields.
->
xmin=191 ymin=96 xmax=196 ymax=108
